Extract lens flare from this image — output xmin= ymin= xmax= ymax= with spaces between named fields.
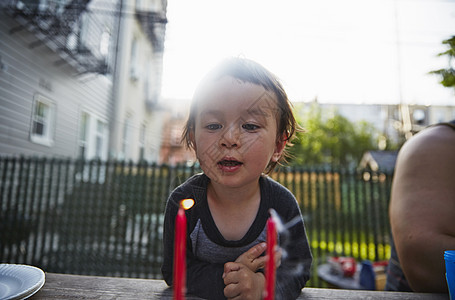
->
xmin=181 ymin=198 xmax=195 ymax=210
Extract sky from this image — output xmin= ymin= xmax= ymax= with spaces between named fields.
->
xmin=161 ymin=0 xmax=455 ymax=106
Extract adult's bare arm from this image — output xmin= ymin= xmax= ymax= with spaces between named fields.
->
xmin=389 ymin=125 xmax=455 ymax=292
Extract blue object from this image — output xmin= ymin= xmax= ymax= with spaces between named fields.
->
xmin=359 ymin=260 xmax=376 ymax=290
xmin=445 ymin=250 xmax=455 ymax=300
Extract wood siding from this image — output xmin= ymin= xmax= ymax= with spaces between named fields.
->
xmin=0 ymin=10 xmax=113 ymax=158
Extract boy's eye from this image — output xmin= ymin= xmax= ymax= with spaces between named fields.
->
xmin=206 ymin=124 xmax=222 ymax=130
xmin=242 ymin=123 xmax=260 ymax=131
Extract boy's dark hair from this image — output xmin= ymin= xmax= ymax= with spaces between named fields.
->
xmin=182 ymin=57 xmax=299 ymax=173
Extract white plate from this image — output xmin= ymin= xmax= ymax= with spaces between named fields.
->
xmin=0 ymin=264 xmax=45 ymax=300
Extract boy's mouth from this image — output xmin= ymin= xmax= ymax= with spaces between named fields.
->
xmin=217 ymin=159 xmax=243 ymax=167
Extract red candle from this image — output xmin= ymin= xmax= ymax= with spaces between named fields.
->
xmin=264 ymin=215 xmax=277 ymax=300
xmin=173 ymin=199 xmax=194 ymax=300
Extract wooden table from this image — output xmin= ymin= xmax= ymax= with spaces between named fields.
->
xmin=31 ymin=273 xmax=449 ymax=299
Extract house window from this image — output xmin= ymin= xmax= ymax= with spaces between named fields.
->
xmin=135 ymin=0 xmax=144 ymax=10
xmin=122 ymin=116 xmax=133 ymax=160
xmin=78 ymin=111 xmax=108 ymax=160
xmin=99 ymin=29 xmax=111 ymax=57
xmin=31 ymin=95 xmax=55 ymax=146
xmin=78 ymin=13 xmax=89 ymax=50
xmin=139 ymin=123 xmax=146 ymax=161
xmin=39 ymin=0 xmax=68 ymax=14
xmin=130 ymin=38 xmax=140 ymax=81
xmin=95 ymin=120 xmax=107 ymax=159
xmin=78 ymin=112 xmax=89 ymax=158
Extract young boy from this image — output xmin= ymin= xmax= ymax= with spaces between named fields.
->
xmin=161 ymin=57 xmax=312 ymax=299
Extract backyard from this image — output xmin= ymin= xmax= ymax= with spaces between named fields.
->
xmin=0 ymin=156 xmax=393 ymax=288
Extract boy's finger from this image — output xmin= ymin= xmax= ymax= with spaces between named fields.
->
xmin=236 ymin=242 xmax=266 ymax=263
xmin=253 ymin=255 xmax=267 ymax=270
xmin=223 ymin=262 xmax=241 ymax=279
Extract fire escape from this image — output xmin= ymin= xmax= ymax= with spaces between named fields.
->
xmin=135 ymin=9 xmax=167 ymax=54
xmin=135 ymin=7 xmax=167 ymax=110
xmin=4 ymin=0 xmax=108 ymax=75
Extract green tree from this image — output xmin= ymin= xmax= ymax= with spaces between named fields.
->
xmin=429 ymin=36 xmax=455 ymax=89
xmin=289 ymin=103 xmax=379 ymax=167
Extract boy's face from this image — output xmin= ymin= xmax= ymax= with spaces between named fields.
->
xmin=192 ymin=76 xmax=285 ymax=188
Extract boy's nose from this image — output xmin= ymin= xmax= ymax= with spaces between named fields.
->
xmin=220 ymin=126 xmax=240 ymax=148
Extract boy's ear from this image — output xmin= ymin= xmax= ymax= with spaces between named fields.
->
xmin=271 ymin=134 xmax=287 ymax=162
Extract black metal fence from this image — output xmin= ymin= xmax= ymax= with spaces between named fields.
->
xmin=0 ymin=156 xmax=393 ymax=288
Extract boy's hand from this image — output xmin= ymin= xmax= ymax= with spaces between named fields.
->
xmin=222 ymin=243 xmax=282 ymax=299
xmin=223 ymin=262 xmax=265 ymax=300
xmin=228 ymin=242 xmax=282 ymax=274
xmin=235 ymin=242 xmax=267 ymax=272
xmin=223 ymin=242 xmax=282 ymax=277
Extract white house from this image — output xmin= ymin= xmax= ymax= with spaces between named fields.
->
xmin=0 ymin=0 xmax=118 ymax=160
xmin=0 ymin=0 xmax=167 ymax=163
xmin=109 ymin=0 xmax=167 ymax=162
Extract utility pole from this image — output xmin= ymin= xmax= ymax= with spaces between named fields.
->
xmin=394 ymin=0 xmax=413 ymax=140
xmin=109 ymin=0 xmax=125 ymax=159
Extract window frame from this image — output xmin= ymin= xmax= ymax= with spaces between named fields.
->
xmin=30 ymin=94 xmax=55 ymax=147
xmin=129 ymin=38 xmax=140 ymax=81
xmin=78 ymin=110 xmax=109 ymax=160
xmin=95 ymin=119 xmax=108 ymax=159
xmin=122 ymin=115 xmax=133 ymax=160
